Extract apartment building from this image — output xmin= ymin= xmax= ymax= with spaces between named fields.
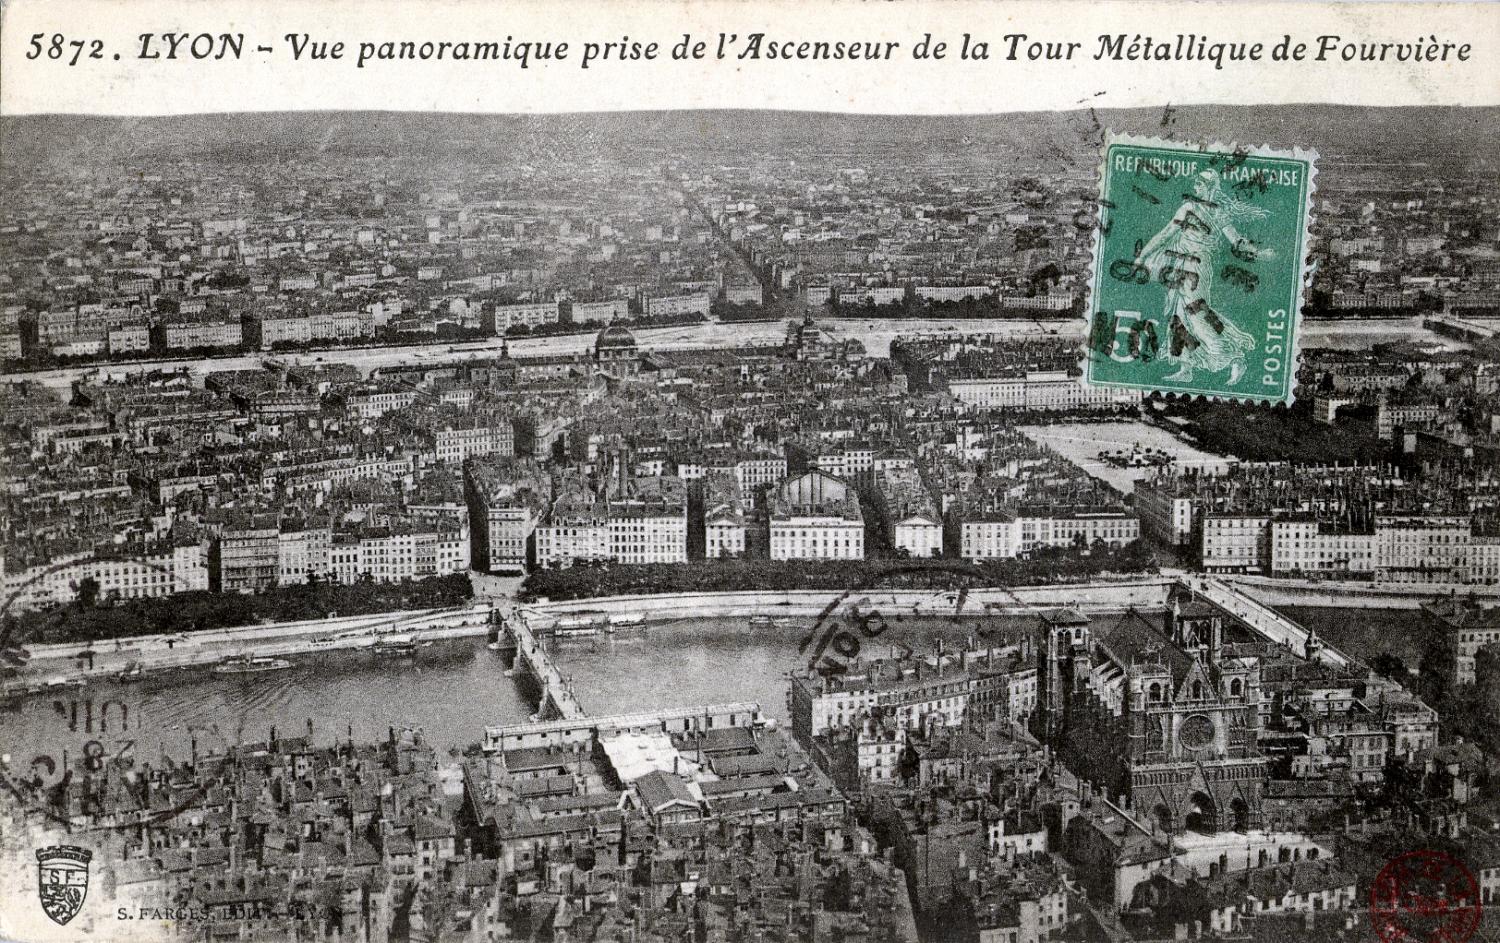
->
xmin=873 ymin=465 xmax=943 ymax=558
xmin=605 ymin=476 xmax=688 ymax=565
xmin=435 ymin=420 xmax=515 ymax=464
xmin=703 ymin=473 xmax=747 ymax=560
xmin=958 ymin=514 xmax=1013 ymax=561
xmin=345 ymin=385 xmax=420 ymax=420
xmin=486 ymin=301 xmax=560 ymax=333
xmin=644 ymin=292 xmax=711 ymax=317
xmin=534 ymin=507 xmax=610 ymax=568
xmin=948 ymin=370 xmax=1136 ymax=411
xmin=464 ymin=460 xmax=549 ymax=573
xmin=534 ymin=477 xmax=610 ymax=568
xmin=768 ymin=470 xmax=864 ymax=561
xmin=731 ymin=452 xmax=788 ymax=502
xmin=790 ymin=652 xmax=975 ymax=745
xmin=1200 ymin=514 xmax=1273 ymax=573
xmin=277 ymin=525 xmax=332 ymax=584
xmin=328 ymin=524 xmax=470 ymax=583
xmin=108 ymin=323 xmax=151 ymax=354
xmin=210 ymin=516 xmax=281 ymax=593
xmin=915 ymin=285 xmax=994 ymax=302
xmin=568 ymin=298 xmax=630 ymax=324
xmin=1270 ymin=514 xmax=1480 ymax=584
xmin=959 ymin=508 xmax=1139 ymax=561
xmin=1425 ymin=596 xmax=1500 ymax=685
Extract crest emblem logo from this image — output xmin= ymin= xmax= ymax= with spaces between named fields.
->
xmin=35 ymin=845 xmax=92 ymax=926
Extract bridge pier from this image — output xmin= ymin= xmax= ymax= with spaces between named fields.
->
xmin=493 ymin=622 xmax=518 ymax=669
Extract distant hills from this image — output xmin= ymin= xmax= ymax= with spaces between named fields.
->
xmin=3 ymin=106 xmax=1495 ymax=178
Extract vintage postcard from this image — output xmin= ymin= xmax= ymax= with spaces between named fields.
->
xmin=0 ymin=1 xmax=1498 ymax=942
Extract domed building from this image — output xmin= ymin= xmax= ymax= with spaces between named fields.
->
xmin=785 ymin=314 xmax=827 ymax=361
xmin=786 ymin=313 xmax=863 ymax=362
xmin=593 ymin=323 xmax=639 ymax=379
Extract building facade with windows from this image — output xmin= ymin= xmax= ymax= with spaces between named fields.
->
xmin=768 ymin=470 xmax=865 ymax=561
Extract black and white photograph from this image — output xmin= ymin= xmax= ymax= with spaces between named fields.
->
xmin=1 ymin=2 xmax=1498 ymax=941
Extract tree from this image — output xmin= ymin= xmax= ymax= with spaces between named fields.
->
xmin=1473 ymin=643 xmax=1500 ymax=720
xmin=1370 ymin=652 xmax=1408 ymax=681
xmin=75 ymin=576 xmax=100 ymax=609
xmin=1416 ymin=642 xmax=1450 ymax=706
xmin=898 ymin=742 xmax=922 ymax=786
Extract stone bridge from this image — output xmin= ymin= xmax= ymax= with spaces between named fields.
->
xmin=501 ymin=612 xmax=587 ymax=722
xmin=1187 ymin=576 xmax=1352 ymax=669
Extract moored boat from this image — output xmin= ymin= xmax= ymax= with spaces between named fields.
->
xmin=551 ymin=615 xmax=603 ymax=637
xmin=213 ymin=655 xmax=293 ymax=675
xmin=373 ymin=635 xmax=419 ymax=657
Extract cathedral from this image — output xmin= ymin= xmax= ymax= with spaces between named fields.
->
xmin=1032 ymin=589 xmax=1267 ymax=835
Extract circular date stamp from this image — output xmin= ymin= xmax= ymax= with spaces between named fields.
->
xmin=796 ymin=562 xmax=1022 ymax=679
xmin=1370 ymin=850 xmax=1482 ymax=943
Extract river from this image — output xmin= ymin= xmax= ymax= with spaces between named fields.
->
xmin=0 ymin=613 xmax=1033 ymax=770
xmin=0 ymin=640 xmax=530 ymax=773
xmin=0 ymin=606 xmax=1429 ymax=777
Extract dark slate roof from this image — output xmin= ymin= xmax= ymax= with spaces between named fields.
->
xmin=635 ymin=770 xmax=698 ymax=812
xmin=1040 ymin=607 xmax=1090 ymax=627
xmin=595 ymin=324 xmax=638 ymax=350
xmin=1096 ymin=609 xmax=1195 ymax=682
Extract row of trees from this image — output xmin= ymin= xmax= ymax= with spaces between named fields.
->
xmin=518 ymin=542 xmax=1156 ymax=602
xmin=1413 ymin=639 xmax=1500 ymax=760
xmin=504 ymin=311 xmax=706 ymax=338
xmin=711 ymin=290 xmax=1083 ymax=325
xmin=1154 ymin=397 xmax=1390 ymax=466
xmin=714 ymin=300 xmax=787 ymax=323
xmin=6 ymin=573 xmax=474 ymax=646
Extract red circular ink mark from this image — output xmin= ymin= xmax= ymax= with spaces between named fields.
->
xmin=1370 ymin=850 xmax=1482 ymax=943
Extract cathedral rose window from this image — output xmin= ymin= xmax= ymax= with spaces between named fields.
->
xmin=1179 ymin=714 xmax=1215 ymax=750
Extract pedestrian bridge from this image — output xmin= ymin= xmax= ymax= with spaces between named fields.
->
xmin=1425 ymin=314 xmax=1497 ymax=342
xmin=499 ymin=611 xmax=587 ymax=722
xmin=1186 ymin=576 xmax=1351 ymax=669
xmin=482 ymin=701 xmax=763 ymax=752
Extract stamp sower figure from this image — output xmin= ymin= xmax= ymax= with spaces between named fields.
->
xmin=1137 ymin=168 xmax=1275 ymax=385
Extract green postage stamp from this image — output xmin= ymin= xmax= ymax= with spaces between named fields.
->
xmin=1083 ymin=133 xmax=1317 ymax=405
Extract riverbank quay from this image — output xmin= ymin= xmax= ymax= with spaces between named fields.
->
xmin=3 ymin=578 xmax=1179 ymax=692
xmin=2 ymin=605 xmax=492 ymax=694
xmin=1224 ymin=574 xmax=1500 ymax=609
xmin=15 ymin=572 xmax=1449 ymax=694
xmin=517 ymin=576 xmax=1177 ymax=622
